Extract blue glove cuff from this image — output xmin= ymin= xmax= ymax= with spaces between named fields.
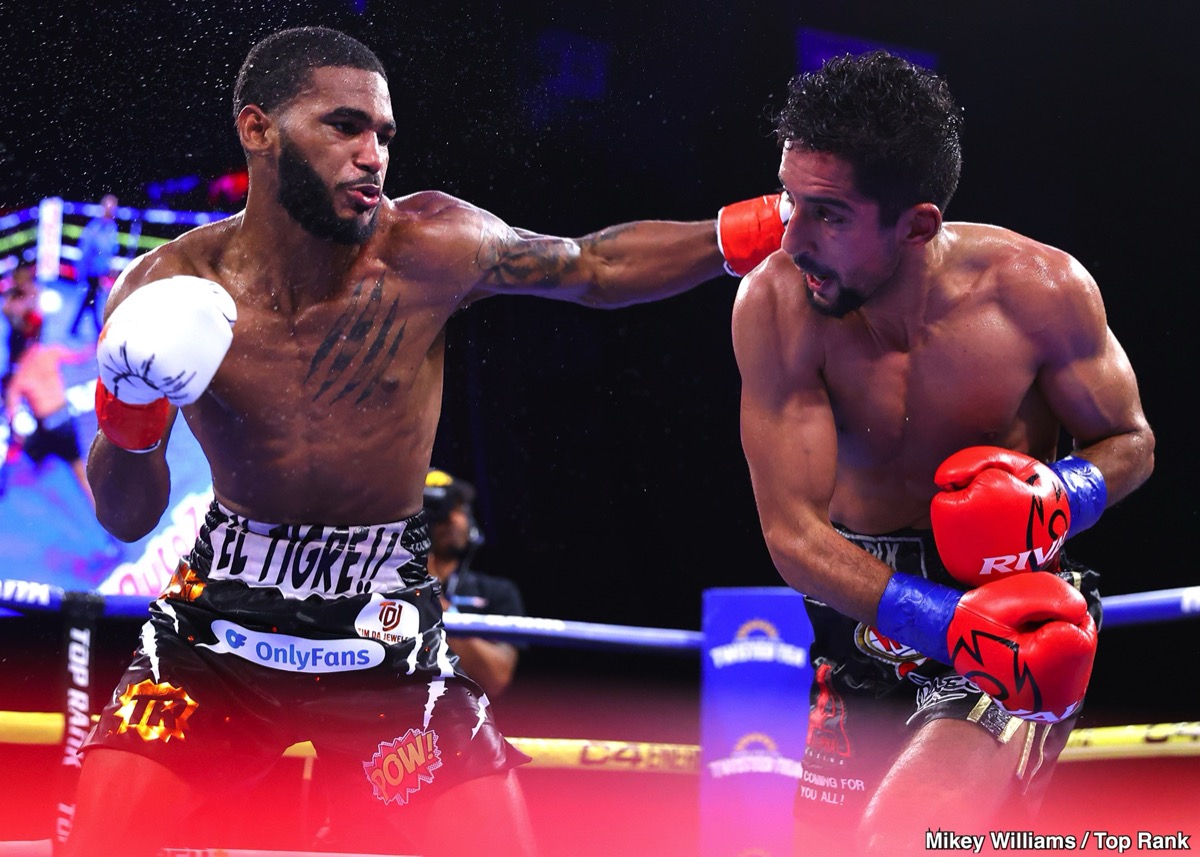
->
xmin=1049 ymin=456 xmax=1107 ymax=535
xmin=875 ymin=572 xmax=961 ymax=665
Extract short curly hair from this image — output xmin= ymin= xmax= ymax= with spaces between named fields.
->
xmin=775 ymin=51 xmax=963 ymax=224
xmin=232 ymin=26 xmax=387 ymax=123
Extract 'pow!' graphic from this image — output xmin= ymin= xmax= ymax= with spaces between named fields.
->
xmin=306 ymin=275 xmax=406 ymax=405
xmin=363 ymin=728 xmax=443 ymax=806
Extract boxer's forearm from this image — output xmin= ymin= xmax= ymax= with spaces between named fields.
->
xmin=87 ymin=432 xmax=172 ymax=542
xmin=570 ymin=220 xmax=726 ymax=307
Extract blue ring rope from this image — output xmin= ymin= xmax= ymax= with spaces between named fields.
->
xmin=1 ymin=579 xmax=1195 ymax=650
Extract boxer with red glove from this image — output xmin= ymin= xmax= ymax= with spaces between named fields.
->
xmin=875 ymin=570 xmax=1097 ymax=723
xmin=931 ymin=446 xmax=1107 ymax=587
xmin=717 ymin=193 xmax=794 ymax=276
xmin=95 ymin=275 xmax=237 ymax=453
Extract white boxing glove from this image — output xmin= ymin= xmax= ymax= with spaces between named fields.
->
xmin=98 ymin=275 xmax=237 ymax=406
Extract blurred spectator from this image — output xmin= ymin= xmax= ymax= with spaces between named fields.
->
xmin=1 ymin=265 xmax=44 ymax=495
xmin=425 ymin=468 xmax=525 ymax=698
xmin=2 ymin=264 xmax=43 ymax=389
xmin=3 ymin=329 xmax=96 ymax=509
xmin=70 ymin=193 xmax=120 ymax=339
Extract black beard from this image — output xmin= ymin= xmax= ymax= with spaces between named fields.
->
xmin=277 ymin=137 xmax=378 ymax=245
xmin=431 ymin=542 xmax=469 ymax=562
xmin=806 ymin=283 xmax=866 ymax=318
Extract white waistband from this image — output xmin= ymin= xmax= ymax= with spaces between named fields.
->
xmin=204 ymin=502 xmax=420 ymax=600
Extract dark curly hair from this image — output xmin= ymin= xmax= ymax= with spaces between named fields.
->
xmin=232 ymin=26 xmax=387 ymax=123
xmin=775 ymin=51 xmax=963 ymax=225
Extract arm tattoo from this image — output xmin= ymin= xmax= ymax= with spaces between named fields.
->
xmin=476 ymin=228 xmax=586 ymax=289
xmin=306 ymin=275 xmax=407 ymax=405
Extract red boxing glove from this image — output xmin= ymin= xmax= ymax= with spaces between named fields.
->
xmin=24 ymin=309 xmax=44 ymax=341
xmin=931 ymin=446 xmax=1071 ymax=587
xmin=716 ymin=193 xmax=792 ymax=277
xmin=95 ymin=379 xmax=170 ymax=453
xmin=948 ymin=573 xmax=1097 ymax=723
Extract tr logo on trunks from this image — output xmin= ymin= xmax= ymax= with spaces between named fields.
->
xmin=363 ymin=728 xmax=443 ymax=805
xmin=209 ymin=514 xmax=414 ymax=599
xmin=161 ymin=560 xmax=206 ymax=603
xmin=198 ymin=620 xmax=386 ymax=673
xmin=114 ymin=679 xmax=198 ymax=743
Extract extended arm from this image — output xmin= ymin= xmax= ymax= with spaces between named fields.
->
xmin=52 ymin=344 xmax=97 ymax=366
xmin=476 ymin=218 xmax=724 ymax=307
xmin=427 ymin=192 xmax=786 ymax=308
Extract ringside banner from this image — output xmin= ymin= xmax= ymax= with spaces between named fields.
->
xmin=701 ymin=587 xmax=814 ymax=857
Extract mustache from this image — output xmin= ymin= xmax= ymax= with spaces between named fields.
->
xmin=792 ymin=254 xmax=835 ymax=280
xmin=340 ymin=175 xmax=382 ymax=191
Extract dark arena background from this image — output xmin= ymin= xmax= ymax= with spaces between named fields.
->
xmin=1 ymin=2 xmax=1197 ymax=855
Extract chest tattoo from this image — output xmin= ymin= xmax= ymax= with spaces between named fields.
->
xmin=305 ymin=275 xmax=407 ymax=405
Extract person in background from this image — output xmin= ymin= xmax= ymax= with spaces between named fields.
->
xmin=70 ymin=193 xmax=120 ymax=339
xmin=3 ymin=328 xmax=96 ymax=509
xmin=424 ymin=468 xmax=525 ymax=699
xmin=2 ymin=264 xmax=43 ymax=389
xmin=1 ymin=265 xmax=44 ymax=496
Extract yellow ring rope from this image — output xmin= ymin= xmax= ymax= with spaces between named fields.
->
xmin=3 ymin=711 xmax=1196 ymax=767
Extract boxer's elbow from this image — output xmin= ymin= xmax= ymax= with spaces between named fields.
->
xmin=762 ymin=523 xmax=817 ymax=596
xmin=96 ymin=501 xmax=166 ymax=543
xmin=1138 ymin=423 xmax=1156 ymax=482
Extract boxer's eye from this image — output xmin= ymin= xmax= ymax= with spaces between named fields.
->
xmin=816 ymin=206 xmax=844 ymax=225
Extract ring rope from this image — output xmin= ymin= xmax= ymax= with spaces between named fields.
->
xmin=1 ymin=710 xmax=1196 ymax=765
xmin=0 ymin=579 xmax=705 ymax=650
xmin=1 ymin=579 xmax=1195 ymax=769
xmin=2 ymin=579 xmax=1198 ymax=647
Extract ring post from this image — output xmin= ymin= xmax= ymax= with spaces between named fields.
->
xmin=700 ymin=587 xmax=813 ymax=856
xmin=53 ymin=592 xmax=103 ymax=854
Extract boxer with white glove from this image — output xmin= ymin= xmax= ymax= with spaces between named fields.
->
xmin=95 ymin=275 xmax=237 ymax=453
xmin=876 ymin=570 xmax=1097 ymax=723
xmin=931 ymin=446 xmax=1108 ymax=587
xmin=717 ymin=193 xmax=794 ymax=277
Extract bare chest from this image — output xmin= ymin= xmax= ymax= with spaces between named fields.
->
xmin=823 ymin=318 xmax=1044 ymax=470
xmin=210 ymin=283 xmax=447 ymax=425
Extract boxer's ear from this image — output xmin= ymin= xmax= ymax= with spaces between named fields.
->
xmin=237 ymin=105 xmax=275 ymax=156
xmin=899 ymin=202 xmax=942 ymax=245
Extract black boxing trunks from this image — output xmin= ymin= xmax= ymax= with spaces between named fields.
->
xmin=795 ymin=523 xmax=1102 ymax=841
xmin=23 ymin=406 xmax=82 ymax=463
xmin=82 ymin=500 xmax=529 ymax=814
